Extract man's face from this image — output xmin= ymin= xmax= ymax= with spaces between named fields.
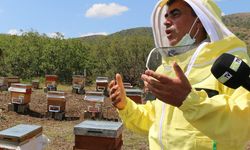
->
xmin=164 ymin=0 xmax=197 ymax=46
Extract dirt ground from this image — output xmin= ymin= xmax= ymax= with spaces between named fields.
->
xmin=0 ymin=87 xmax=149 ymax=150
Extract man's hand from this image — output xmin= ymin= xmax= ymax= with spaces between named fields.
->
xmin=109 ymin=74 xmax=127 ymax=110
xmin=141 ymin=62 xmax=191 ymax=107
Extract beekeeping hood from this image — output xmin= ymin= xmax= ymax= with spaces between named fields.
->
xmin=152 ymin=0 xmax=234 ymax=48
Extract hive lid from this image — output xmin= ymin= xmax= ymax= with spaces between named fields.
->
xmin=96 ymin=77 xmax=109 ymax=83
xmin=84 ymin=91 xmax=105 ymax=102
xmin=74 ymin=120 xmax=123 ymax=138
xmin=125 ymin=88 xmax=143 ymax=95
xmin=47 ymin=91 xmax=65 ymax=98
xmin=8 ymin=87 xmax=30 ymax=93
xmin=0 ymin=124 xmax=42 ymax=145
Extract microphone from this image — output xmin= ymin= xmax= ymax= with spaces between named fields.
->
xmin=211 ymin=53 xmax=250 ymax=91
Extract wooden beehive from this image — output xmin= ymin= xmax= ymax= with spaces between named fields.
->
xmin=72 ymin=75 xmax=85 ymax=94
xmin=7 ymin=76 xmax=20 ymax=87
xmin=0 ymin=77 xmax=8 ymax=91
xmin=32 ymin=80 xmax=40 ymax=89
xmin=47 ymin=91 xmax=66 ymax=112
xmin=96 ymin=77 xmax=109 ymax=91
xmin=84 ymin=91 xmax=105 ymax=113
xmin=125 ymin=88 xmax=143 ymax=104
xmin=8 ymin=83 xmax=32 ymax=104
xmin=73 ymin=120 xmax=123 ymax=150
xmin=45 ymin=75 xmax=58 ymax=88
xmin=0 ymin=124 xmax=43 ymax=150
xmin=123 ymin=82 xmax=133 ymax=89
xmin=72 ymin=75 xmax=85 ymax=86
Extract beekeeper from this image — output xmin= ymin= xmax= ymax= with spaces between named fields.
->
xmin=109 ymin=0 xmax=250 ymax=149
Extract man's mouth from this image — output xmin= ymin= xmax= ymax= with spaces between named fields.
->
xmin=165 ymin=29 xmax=172 ymax=37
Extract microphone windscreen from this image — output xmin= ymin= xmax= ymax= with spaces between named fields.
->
xmin=211 ymin=53 xmax=249 ymax=89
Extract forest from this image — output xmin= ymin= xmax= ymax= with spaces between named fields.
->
xmin=0 ymin=13 xmax=249 ymax=87
xmin=0 ymin=28 xmax=154 ymax=87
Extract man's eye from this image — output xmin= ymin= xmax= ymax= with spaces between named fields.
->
xmin=165 ymin=9 xmax=181 ymax=19
xmin=171 ymin=10 xmax=181 ymax=17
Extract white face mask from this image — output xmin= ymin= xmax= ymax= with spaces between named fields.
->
xmin=175 ymin=17 xmax=199 ymax=46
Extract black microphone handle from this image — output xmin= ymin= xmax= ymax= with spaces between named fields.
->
xmin=243 ymin=76 xmax=250 ymax=91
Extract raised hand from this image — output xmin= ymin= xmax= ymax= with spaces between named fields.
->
xmin=108 ymin=74 xmax=127 ymax=110
xmin=141 ymin=62 xmax=191 ymax=107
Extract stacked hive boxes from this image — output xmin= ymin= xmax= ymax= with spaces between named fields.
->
xmin=73 ymin=120 xmax=123 ymax=150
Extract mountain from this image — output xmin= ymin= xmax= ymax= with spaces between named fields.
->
xmin=223 ymin=13 xmax=250 ymax=47
xmin=78 ymin=13 xmax=250 ymax=53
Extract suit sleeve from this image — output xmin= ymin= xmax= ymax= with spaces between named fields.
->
xmin=118 ymin=97 xmax=155 ymax=135
xmin=179 ymin=86 xmax=250 ymax=144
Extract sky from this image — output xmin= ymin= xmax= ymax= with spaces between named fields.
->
xmin=0 ymin=0 xmax=249 ymax=38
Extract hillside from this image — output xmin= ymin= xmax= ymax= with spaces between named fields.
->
xmin=223 ymin=13 xmax=250 ymax=47
xmin=78 ymin=13 xmax=250 ymax=54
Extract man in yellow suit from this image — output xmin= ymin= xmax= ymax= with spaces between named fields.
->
xmin=109 ymin=0 xmax=250 ymax=149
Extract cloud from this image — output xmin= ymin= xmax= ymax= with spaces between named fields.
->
xmin=7 ymin=29 xmax=23 ymax=36
xmin=80 ymin=32 xmax=108 ymax=37
xmin=47 ymin=32 xmax=65 ymax=39
xmin=85 ymin=3 xmax=128 ymax=18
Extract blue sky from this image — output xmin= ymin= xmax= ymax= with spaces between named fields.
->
xmin=0 ymin=0 xmax=249 ymax=38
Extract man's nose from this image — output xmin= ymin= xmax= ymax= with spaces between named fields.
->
xmin=164 ymin=18 xmax=172 ymax=28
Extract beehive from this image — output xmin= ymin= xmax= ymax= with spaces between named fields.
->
xmin=0 ymin=124 xmax=43 ymax=150
xmin=125 ymin=88 xmax=143 ymax=104
xmin=47 ymin=91 xmax=66 ymax=112
xmin=45 ymin=75 xmax=58 ymax=90
xmin=72 ymin=75 xmax=85 ymax=94
xmin=96 ymin=77 xmax=109 ymax=91
xmin=6 ymin=76 xmax=20 ymax=87
xmin=8 ymin=83 xmax=32 ymax=104
xmin=73 ymin=120 xmax=123 ymax=150
xmin=0 ymin=77 xmax=8 ymax=91
xmin=32 ymin=80 xmax=40 ymax=89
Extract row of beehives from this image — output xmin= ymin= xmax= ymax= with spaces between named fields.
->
xmin=7 ymin=83 xmax=67 ymax=120
xmin=6 ymin=83 xmax=112 ymax=121
xmin=5 ymin=74 xmax=145 ymax=119
xmin=0 ymin=75 xmax=85 ymax=93
xmin=0 ymin=120 xmax=123 ymax=150
xmin=0 ymin=75 xmax=146 ymax=101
